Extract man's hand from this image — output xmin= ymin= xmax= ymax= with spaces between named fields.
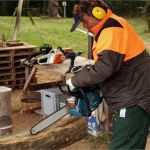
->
xmin=66 ymin=78 xmax=76 ymax=91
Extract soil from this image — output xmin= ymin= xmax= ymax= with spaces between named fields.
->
xmin=0 ymin=89 xmax=87 ymax=150
xmin=62 ymin=134 xmax=150 ymax=150
xmin=2 ymin=89 xmax=150 ymax=150
xmin=61 ymin=134 xmax=109 ymax=150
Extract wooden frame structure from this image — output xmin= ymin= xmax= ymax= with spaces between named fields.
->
xmin=0 ymin=44 xmax=36 ymax=88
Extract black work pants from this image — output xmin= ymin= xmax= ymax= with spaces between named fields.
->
xmin=109 ymin=106 xmax=150 ymax=150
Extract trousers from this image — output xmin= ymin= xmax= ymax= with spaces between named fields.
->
xmin=109 ymin=106 xmax=150 ymax=150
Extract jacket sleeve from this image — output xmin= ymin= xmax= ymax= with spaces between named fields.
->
xmin=72 ymin=50 xmax=125 ymax=87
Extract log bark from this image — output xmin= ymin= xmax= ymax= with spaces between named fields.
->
xmin=0 ymin=115 xmax=87 ymax=150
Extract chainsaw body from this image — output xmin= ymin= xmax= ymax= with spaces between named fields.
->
xmin=20 ymin=45 xmax=82 ymax=73
xmin=67 ymin=87 xmax=103 ymax=117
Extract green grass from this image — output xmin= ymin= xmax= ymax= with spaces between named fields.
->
xmin=0 ymin=16 xmax=150 ymax=54
xmin=0 ymin=17 xmax=88 ymax=52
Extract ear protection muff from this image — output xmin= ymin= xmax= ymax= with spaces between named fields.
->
xmin=92 ymin=6 xmax=107 ymax=20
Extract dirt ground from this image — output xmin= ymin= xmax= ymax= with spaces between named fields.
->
xmin=62 ymin=134 xmax=150 ymax=150
xmin=10 ymin=90 xmax=150 ymax=150
xmin=61 ymin=134 xmax=108 ymax=150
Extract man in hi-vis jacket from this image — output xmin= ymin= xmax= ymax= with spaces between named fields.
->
xmin=67 ymin=0 xmax=150 ymax=149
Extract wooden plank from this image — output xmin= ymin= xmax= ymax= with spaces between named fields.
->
xmin=0 ymin=79 xmax=13 ymax=82
xmin=23 ymin=67 xmax=37 ymax=93
xmin=16 ymin=75 xmax=25 ymax=80
xmin=15 ymin=78 xmax=25 ymax=81
xmin=0 ymin=77 xmax=12 ymax=81
xmin=14 ymin=48 xmax=35 ymax=52
xmin=29 ymin=57 xmax=89 ymax=90
xmin=15 ymin=65 xmax=25 ymax=69
xmin=0 ymin=63 xmax=11 ymax=67
xmin=0 ymin=69 xmax=11 ymax=74
xmin=0 ymin=58 xmax=11 ymax=63
xmin=16 ymin=71 xmax=25 ymax=74
xmin=0 ymin=67 xmax=11 ymax=70
xmin=0 ymin=61 xmax=11 ymax=64
xmin=0 ymin=44 xmax=37 ymax=51
xmin=14 ymin=52 xmax=34 ymax=56
xmin=0 ymin=50 xmax=11 ymax=54
xmin=0 ymin=54 xmax=11 ymax=57
xmin=0 ymin=73 xmax=12 ymax=77
xmin=0 ymin=44 xmax=37 ymax=88
xmin=10 ymin=50 xmax=15 ymax=88
xmin=30 ymin=81 xmax=63 ymax=91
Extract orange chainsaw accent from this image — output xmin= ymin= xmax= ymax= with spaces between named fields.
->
xmin=53 ymin=52 xmax=65 ymax=64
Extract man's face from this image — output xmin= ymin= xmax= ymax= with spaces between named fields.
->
xmin=81 ymin=13 xmax=99 ymax=33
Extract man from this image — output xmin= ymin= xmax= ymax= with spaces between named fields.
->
xmin=67 ymin=0 xmax=150 ymax=149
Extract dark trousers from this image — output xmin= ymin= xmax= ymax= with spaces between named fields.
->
xmin=109 ymin=106 xmax=150 ymax=150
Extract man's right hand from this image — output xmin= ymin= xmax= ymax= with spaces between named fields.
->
xmin=66 ymin=78 xmax=76 ymax=91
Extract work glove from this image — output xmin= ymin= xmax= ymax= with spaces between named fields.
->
xmin=66 ymin=78 xmax=76 ymax=92
xmin=71 ymin=65 xmax=83 ymax=73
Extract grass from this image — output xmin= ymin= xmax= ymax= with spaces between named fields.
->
xmin=0 ymin=16 xmax=150 ymax=54
xmin=0 ymin=17 xmax=88 ymax=52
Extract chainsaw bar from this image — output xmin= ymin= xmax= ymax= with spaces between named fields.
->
xmin=30 ymin=107 xmax=68 ymax=135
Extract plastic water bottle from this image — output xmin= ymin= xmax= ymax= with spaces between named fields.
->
xmin=87 ymin=111 xmax=101 ymax=136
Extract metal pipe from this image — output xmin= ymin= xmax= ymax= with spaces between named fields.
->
xmin=76 ymin=28 xmax=93 ymax=59
xmin=76 ymin=28 xmax=94 ymax=37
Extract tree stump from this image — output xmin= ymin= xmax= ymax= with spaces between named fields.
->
xmin=0 ymin=86 xmax=12 ymax=136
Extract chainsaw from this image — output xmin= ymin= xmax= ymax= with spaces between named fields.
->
xmin=30 ymin=66 xmax=103 ymax=135
xmin=20 ymin=44 xmax=82 ymax=73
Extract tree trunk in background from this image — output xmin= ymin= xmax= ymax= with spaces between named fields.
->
xmin=12 ymin=0 xmax=24 ymax=40
xmin=1 ymin=1 xmax=7 ymax=16
xmin=144 ymin=1 xmax=150 ymax=32
xmin=48 ymin=0 xmax=59 ymax=18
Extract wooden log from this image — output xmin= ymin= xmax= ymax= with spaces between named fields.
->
xmin=0 ymin=86 xmax=12 ymax=135
xmin=29 ymin=56 xmax=89 ymax=91
xmin=0 ymin=112 xmax=87 ymax=150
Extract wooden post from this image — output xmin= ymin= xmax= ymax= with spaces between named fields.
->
xmin=0 ymin=86 xmax=12 ymax=136
xmin=12 ymin=0 xmax=24 ymax=40
xmin=88 ymin=35 xmax=93 ymax=59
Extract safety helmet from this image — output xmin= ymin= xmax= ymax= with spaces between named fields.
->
xmin=70 ymin=0 xmax=111 ymax=32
